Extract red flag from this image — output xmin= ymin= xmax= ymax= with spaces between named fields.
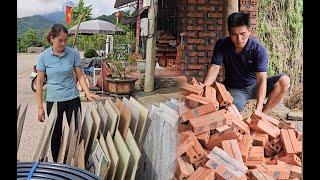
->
xmin=66 ymin=6 xmax=72 ymax=25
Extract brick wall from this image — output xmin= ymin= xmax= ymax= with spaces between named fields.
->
xmin=176 ymin=0 xmax=258 ymax=82
xmin=179 ymin=0 xmax=224 ymax=82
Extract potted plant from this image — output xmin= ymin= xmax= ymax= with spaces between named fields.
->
xmin=106 ymin=51 xmax=138 ymax=95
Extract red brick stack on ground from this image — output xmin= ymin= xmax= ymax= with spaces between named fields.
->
xmin=156 ymin=32 xmax=177 ymax=68
xmin=175 ymin=79 xmax=302 ymax=179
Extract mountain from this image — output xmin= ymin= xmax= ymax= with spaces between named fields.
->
xmin=41 ymin=11 xmax=65 ymax=24
xmin=17 ymin=11 xmax=65 ymax=38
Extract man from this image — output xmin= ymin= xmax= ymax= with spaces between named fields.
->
xmin=203 ymin=12 xmax=290 ymax=114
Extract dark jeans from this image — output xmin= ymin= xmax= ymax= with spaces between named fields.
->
xmin=46 ymin=97 xmax=81 ymax=162
xmin=227 ymin=74 xmax=285 ymax=112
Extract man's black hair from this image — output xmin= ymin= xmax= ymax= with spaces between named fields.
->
xmin=228 ymin=12 xmax=250 ymax=31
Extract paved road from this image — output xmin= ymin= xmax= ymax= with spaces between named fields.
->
xmin=17 ymin=53 xmax=39 ymax=77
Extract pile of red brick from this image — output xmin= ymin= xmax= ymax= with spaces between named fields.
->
xmin=156 ymin=32 xmax=177 ymax=67
xmin=175 ymin=79 xmax=302 ymax=179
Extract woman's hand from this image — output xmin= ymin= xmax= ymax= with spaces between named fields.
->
xmin=38 ymin=107 xmax=45 ymax=122
xmin=86 ymin=93 xmax=100 ymax=101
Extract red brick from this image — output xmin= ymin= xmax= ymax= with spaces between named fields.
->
xmin=257 ymin=164 xmax=290 ymax=179
xmin=226 ymin=104 xmax=243 ymax=121
xmin=240 ymin=0 xmax=249 ymax=5
xmin=187 ymin=166 xmax=206 ymax=180
xmin=177 ymin=133 xmax=195 ymax=157
xmin=198 ymin=58 xmax=212 ymax=64
xmin=196 ymin=131 xmax=210 ymax=145
xmin=181 ymin=102 xmax=218 ymax=122
xmin=277 ymin=154 xmax=302 ymax=166
xmin=188 ymin=38 xmax=205 ymax=44
xmin=183 ymin=131 xmax=207 ymax=163
xmin=248 ymin=169 xmax=273 ymax=180
xmin=197 ymin=6 xmax=215 ymax=12
xmin=280 ymin=129 xmax=301 ymax=154
xmin=251 ymin=133 xmax=269 ymax=146
xmin=208 ymin=12 xmax=223 ymax=18
xmin=204 ymin=86 xmax=217 ymax=102
xmin=187 ymin=6 xmax=196 ymax=11
xmin=218 ymin=19 xmax=223 ymax=24
xmin=197 ymin=19 xmax=215 ymax=25
xmin=176 ymin=156 xmax=194 ymax=178
xmin=247 ymin=146 xmax=265 ymax=161
xmin=222 ymin=139 xmax=244 ymax=163
xmin=189 ymin=109 xmax=227 ymax=135
xmin=188 ymin=51 xmax=205 ymax=57
xmin=214 ymin=164 xmax=244 ymax=180
xmin=207 ymin=25 xmax=223 ymax=31
xmin=178 ymin=123 xmax=191 ymax=133
xmin=215 ymin=124 xmax=231 ymax=133
xmin=192 ymin=157 xmax=208 ymax=169
xmin=249 ymin=11 xmax=258 ymax=18
xmin=187 ymin=12 xmax=205 ymax=18
xmin=239 ymin=134 xmax=253 ymax=162
xmin=295 ymin=130 xmax=302 ymax=141
xmin=187 ymin=32 xmax=197 ymax=38
xmin=249 ymin=118 xmax=280 ymax=139
xmin=267 ymin=138 xmax=282 ymax=153
xmin=286 ymin=164 xmax=302 ymax=179
xmin=205 ymin=127 xmax=243 ymax=150
xmin=198 ymin=168 xmax=215 ymax=180
xmin=240 ymin=5 xmax=258 ymax=11
xmin=245 ymin=160 xmax=264 ymax=168
xmin=180 ymin=83 xmax=204 ymax=95
xmin=250 ymin=110 xmax=280 ymax=127
xmin=187 ymin=25 xmax=205 ymax=31
xmin=185 ymin=94 xmax=216 ymax=106
xmin=214 ymin=82 xmax=233 ymax=106
xmin=208 ymin=0 xmax=224 ymax=5
xmin=199 ymin=32 xmax=215 ymax=39
xmin=244 ymin=117 xmax=251 ymax=125
xmin=225 ymin=111 xmax=250 ymax=135
xmin=188 ymin=0 xmax=205 ymax=4
xmin=197 ymin=45 xmax=214 ymax=51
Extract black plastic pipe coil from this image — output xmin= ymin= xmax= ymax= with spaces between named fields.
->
xmin=17 ymin=162 xmax=100 ymax=180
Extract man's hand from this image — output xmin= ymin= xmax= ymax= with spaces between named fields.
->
xmin=255 ymin=72 xmax=267 ymax=113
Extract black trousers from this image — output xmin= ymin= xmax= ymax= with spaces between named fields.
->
xmin=46 ymin=97 xmax=81 ymax=162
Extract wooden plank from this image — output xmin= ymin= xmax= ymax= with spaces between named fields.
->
xmin=17 ymin=104 xmax=21 ymax=123
xmin=106 ymin=131 xmax=119 ymax=180
xmin=104 ymin=98 xmax=119 ymax=137
xmin=116 ymin=99 xmax=132 ymax=138
xmin=114 ymin=129 xmax=131 ymax=180
xmin=66 ymin=129 xmax=79 ymax=165
xmin=98 ymin=132 xmax=112 ymax=179
xmin=17 ymin=104 xmax=28 ymax=150
xmin=123 ymin=97 xmax=139 ymax=135
xmin=130 ymin=97 xmax=149 ymax=147
xmin=125 ymin=129 xmax=141 ymax=180
xmin=77 ymin=140 xmax=85 ymax=169
xmin=33 ymin=102 xmax=57 ymax=161
xmin=64 ymin=111 xmax=76 ymax=163
xmin=136 ymin=105 xmax=176 ymax=180
xmin=86 ymin=138 xmax=111 ymax=179
xmin=85 ymin=104 xmax=101 ymax=162
xmin=57 ymin=115 xmax=69 ymax=164
xmin=80 ymin=108 xmax=93 ymax=157
xmin=97 ymin=102 xmax=109 ymax=137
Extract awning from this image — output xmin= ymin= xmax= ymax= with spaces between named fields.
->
xmin=119 ymin=6 xmax=149 ymax=25
xmin=114 ymin=0 xmax=136 ymax=8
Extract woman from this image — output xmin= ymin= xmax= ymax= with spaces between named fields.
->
xmin=36 ymin=23 xmax=100 ymax=162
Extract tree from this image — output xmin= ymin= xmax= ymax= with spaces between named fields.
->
xmin=70 ymin=0 xmax=93 ymax=28
xmin=21 ymin=29 xmax=42 ymax=50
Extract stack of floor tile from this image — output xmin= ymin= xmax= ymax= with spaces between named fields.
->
xmin=32 ymin=96 xmax=149 ymax=180
xmin=175 ymin=79 xmax=302 ymax=179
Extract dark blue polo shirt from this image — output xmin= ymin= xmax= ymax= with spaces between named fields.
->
xmin=211 ymin=37 xmax=268 ymax=89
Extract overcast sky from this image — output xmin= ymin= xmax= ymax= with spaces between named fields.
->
xmin=17 ymin=0 xmax=117 ymax=18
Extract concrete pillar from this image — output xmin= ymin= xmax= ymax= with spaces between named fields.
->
xmin=144 ymin=0 xmax=158 ymax=92
xmin=223 ymin=0 xmax=239 ymax=37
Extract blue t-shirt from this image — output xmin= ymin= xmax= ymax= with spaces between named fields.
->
xmin=36 ymin=46 xmax=81 ymax=102
xmin=211 ymin=36 xmax=268 ymax=89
